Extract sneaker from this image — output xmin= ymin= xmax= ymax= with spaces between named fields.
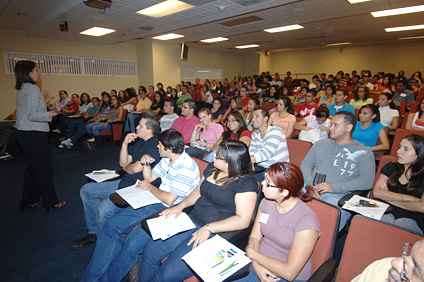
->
xmin=0 ymin=152 xmax=13 ymax=160
xmin=59 ymin=138 xmax=73 ymax=149
xmin=87 ymin=137 xmax=95 ymax=142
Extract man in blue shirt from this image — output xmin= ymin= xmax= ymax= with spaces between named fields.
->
xmin=328 ymin=88 xmax=355 ymax=117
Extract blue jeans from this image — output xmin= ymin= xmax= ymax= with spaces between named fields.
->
xmin=203 ymin=149 xmax=216 ymax=163
xmin=70 ymin=120 xmax=92 ymax=144
xmin=185 ymin=147 xmax=209 ymax=158
xmin=125 ymin=113 xmax=140 ymax=132
xmin=80 ymin=180 xmax=122 ymax=234
xmin=86 ymin=122 xmax=111 ymax=136
xmin=320 ymin=193 xmax=350 ymax=231
xmin=80 ymin=203 xmax=165 ymax=282
xmin=65 ymin=118 xmax=85 ymax=139
xmin=381 ymin=213 xmax=423 ymax=234
xmin=139 ymin=220 xmax=208 ymax=282
xmin=232 ymin=265 xmax=299 ymax=282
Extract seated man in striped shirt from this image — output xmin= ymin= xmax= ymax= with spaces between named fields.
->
xmin=249 ymin=106 xmax=290 ymax=182
xmin=80 ymin=129 xmax=200 ymax=282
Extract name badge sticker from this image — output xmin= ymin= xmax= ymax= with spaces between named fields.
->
xmin=400 ymin=93 xmax=407 ymax=97
xmin=259 ymin=213 xmax=270 ymax=224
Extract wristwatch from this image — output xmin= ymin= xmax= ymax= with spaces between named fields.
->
xmin=206 ymin=224 xmax=212 ymax=233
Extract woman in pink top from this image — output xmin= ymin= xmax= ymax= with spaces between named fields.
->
xmin=234 ymin=162 xmax=320 ymax=282
xmin=268 ymin=97 xmax=296 ymax=138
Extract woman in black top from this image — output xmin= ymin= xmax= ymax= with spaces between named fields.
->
xmin=373 ymin=134 xmax=424 ymax=234
xmin=139 ymin=140 xmax=258 ymax=282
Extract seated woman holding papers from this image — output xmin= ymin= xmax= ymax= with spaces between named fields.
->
xmin=107 ymin=140 xmax=258 ymax=282
xmin=234 ymin=162 xmax=320 ymax=282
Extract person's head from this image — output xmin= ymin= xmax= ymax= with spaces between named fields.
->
xmin=352 ymin=70 xmax=357 ymax=76
xmin=331 ymin=111 xmax=356 ymax=140
xmin=181 ymin=84 xmax=188 ymax=94
xmin=230 ymin=97 xmax=243 ymax=111
xmin=396 ymin=80 xmax=407 ymax=91
xmin=389 ymin=240 xmax=424 ymax=282
xmin=252 ymin=107 xmax=269 ymax=129
xmin=418 ymin=97 xmax=424 ymax=119
xmin=363 ymin=74 xmax=370 ymax=83
xmin=176 ymin=84 xmax=181 ymax=92
xmin=301 ymin=79 xmax=310 ymax=87
xmin=326 ymin=85 xmax=336 ymax=96
xmin=91 ymin=97 xmax=100 ymax=107
xmin=239 ymin=86 xmax=248 ymax=97
xmin=110 ymin=95 xmax=120 ymax=108
xmin=170 ymin=88 xmax=178 ymax=98
xmin=71 ymin=93 xmax=79 ymax=103
xmin=147 ymin=85 xmax=154 ymax=94
xmin=163 ymin=99 xmax=175 ymax=114
xmin=198 ymin=108 xmax=212 ymax=126
xmin=225 ymin=111 xmax=246 ymax=133
xmin=320 ymin=73 xmax=326 ymax=80
xmin=101 ymin=92 xmax=111 ymax=104
xmin=277 ymin=96 xmax=294 ymax=114
xmin=382 ymin=75 xmax=392 ymax=87
xmin=269 ymin=85 xmax=278 ymax=96
xmin=14 ymin=60 xmax=38 ymax=90
xmin=410 ymin=71 xmax=422 ymax=81
xmin=378 ymin=92 xmax=394 ymax=108
xmin=80 ymin=93 xmax=90 ymax=104
xmin=335 ymin=88 xmax=348 ymax=105
xmin=137 ymin=86 xmax=147 ymax=97
xmin=247 ymin=97 xmax=260 ymax=112
xmin=300 ymin=86 xmax=308 ymax=96
xmin=282 ymin=86 xmax=292 ymax=97
xmin=396 ymin=134 xmax=424 ymax=170
xmin=263 ymin=77 xmax=268 ymax=83
xmin=166 ymin=86 xmax=172 ymax=94
xmin=158 ymin=129 xmax=185 ymax=155
xmin=315 ymin=79 xmax=322 ymax=88
xmin=305 ymin=89 xmax=317 ymax=104
xmin=263 ymin=162 xmax=313 ymax=203
xmin=399 ymin=70 xmax=405 ymax=77
xmin=371 ymin=75 xmax=379 ymax=83
xmin=359 ymin=104 xmax=380 ymax=123
xmin=59 ymin=90 xmax=68 ymax=100
xmin=315 ymin=106 xmax=330 ymax=124
xmin=355 ymin=85 xmax=370 ymax=101
xmin=136 ymin=114 xmax=160 ymax=139
xmin=212 ymin=98 xmax=224 ymax=111
xmin=213 ymin=140 xmax=253 ymax=183
xmin=181 ymin=100 xmax=196 ymax=117
xmin=156 ymin=82 xmax=163 ymax=89
xmin=118 ymin=90 xmax=126 ymax=101
xmin=202 ymin=84 xmax=209 ymax=93
xmin=154 ymin=93 xmax=163 ymax=104
xmin=80 ymin=93 xmax=89 ymax=104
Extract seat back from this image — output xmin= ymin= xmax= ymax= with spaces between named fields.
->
xmin=290 ymin=117 xmax=304 ymax=138
xmin=409 ymin=102 xmax=419 ymax=113
xmin=286 ymin=139 xmax=312 ymax=168
xmin=99 ymin=109 xmax=128 ymax=141
xmin=375 ymin=155 xmax=397 ymax=185
xmin=335 ymin=216 xmax=424 ymax=282
xmin=400 ymin=112 xmax=410 ymax=129
xmin=192 ymin=157 xmax=208 ymax=179
xmin=262 ymin=102 xmax=276 ymax=111
xmin=306 ymin=199 xmax=341 ymax=273
xmin=390 ymin=128 xmax=424 ymax=156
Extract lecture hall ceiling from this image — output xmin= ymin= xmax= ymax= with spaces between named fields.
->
xmin=0 ymin=0 xmax=423 ymax=53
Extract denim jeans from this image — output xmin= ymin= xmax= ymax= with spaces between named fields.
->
xmin=185 ymin=146 xmax=209 ymax=158
xmin=65 ymin=118 xmax=85 ymax=139
xmin=139 ymin=219 xmax=209 ymax=282
xmin=80 ymin=180 xmax=122 ymax=234
xmin=203 ymin=149 xmax=216 ymax=163
xmin=125 ymin=113 xmax=140 ymax=132
xmin=86 ymin=122 xmax=111 ymax=136
xmin=70 ymin=120 xmax=92 ymax=144
xmin=80 ymin=203 xmax=165 ymax=282
xmin=320 ymin=193 xmax=350 ymax=231
xmin=381 ymin=213 xmax=423 ymax=234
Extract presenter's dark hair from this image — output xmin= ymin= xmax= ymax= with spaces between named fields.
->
xmin=159 ymin=129 xmax=185 ymax=154
xmin=14 ymin=60 xmax=36 ymax=90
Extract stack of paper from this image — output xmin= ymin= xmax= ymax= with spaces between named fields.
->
xmin=342 ymin=195 xmax=389 ymax=220
xmin=116 ymin=184 xmax=162 ymax=209
xmin=85 ymin=169 xmax=120 ymax=183
xmin=147 ymin=212 xmax=196 ymax=241
xmin=183 ymin=235 xmax=251 ymax=282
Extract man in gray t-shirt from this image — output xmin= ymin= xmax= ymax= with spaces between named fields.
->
xmin=393 ymin=80 xmax=415 ymax=106
xmin=301 ymin=111 xmax=375 ymax=230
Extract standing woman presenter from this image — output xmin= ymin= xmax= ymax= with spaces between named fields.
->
xmin=14 ymin=60 xmax=66 ymax=211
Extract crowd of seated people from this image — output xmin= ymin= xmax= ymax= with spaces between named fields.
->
xmin=3 ymin=68 xmax=423 ymax=280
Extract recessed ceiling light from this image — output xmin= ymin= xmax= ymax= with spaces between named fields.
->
xmin=347 ymin=0 xmax=371 ymax=3
xmin=385 ymin=24 xmax=424 ymax=32
xmin=273 ymin=48 xmax=292 ymax=52
xmin=200 ymin=37 xmax=229 ymax=43
xmin=326 ymin=42 xmax=351 ymax=46
xmin=264 ymin=24 xmax=304 ymax=33
xmin=235 ymin=44 xmax=259 ymax=49
xmin=399 ymin=35 xmax=424 ymax=40
xmin=371 ymin=5 xmax=424 ymax=17
xmin=152 ymin=33 xmax=184 ymax=40
xmin=80 ymin=27 xmax=115 ymax=37
xmin=137 ymin=0 xmax=193 ymax=18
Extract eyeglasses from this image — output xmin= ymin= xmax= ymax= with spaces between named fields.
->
xmin=264 ymin=173 xmax=278 ymax=188
xmin=227 ymin=119 xmax=238 ymax=123
xmin=402 ymin=243 xmax=412 ymax=282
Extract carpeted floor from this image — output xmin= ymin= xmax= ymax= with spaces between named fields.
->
xmin=0 ymin=138 xmax=123 ymax=282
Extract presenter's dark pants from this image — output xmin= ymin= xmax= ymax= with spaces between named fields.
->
xmin=16 ymin=130 xmax=59 ymax=208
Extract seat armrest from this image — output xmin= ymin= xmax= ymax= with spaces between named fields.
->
xmin=307 ymin=258 xmax=336 ymax=282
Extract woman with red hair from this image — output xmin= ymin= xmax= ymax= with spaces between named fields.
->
xmin=235 ymin=162 xmax=320 ymax=282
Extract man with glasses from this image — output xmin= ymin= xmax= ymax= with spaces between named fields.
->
xmin=170 ymin=99 xmax=199 ymax=144
xmin=352 ymin=240 xmax=424 ymax=282
xmin=249 ymin=107 xmax=289 ymax=181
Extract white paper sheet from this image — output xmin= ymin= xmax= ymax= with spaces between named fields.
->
xmin=85 ymin=169 xmax=120 ymax=183
xmin=342 ymin=195 xmax=389 ymax=220
xmin=182 ymin=235 xmax=251 ymax=282
xmin=147 ymin=212 xmax=196 ymax=240
xmin=116 ymin=184 xmax=162 ymax=209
